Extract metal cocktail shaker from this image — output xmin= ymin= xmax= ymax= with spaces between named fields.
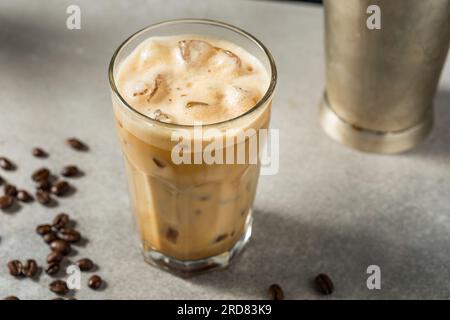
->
xmin=320 ymin=0 xmax=450 ymax=153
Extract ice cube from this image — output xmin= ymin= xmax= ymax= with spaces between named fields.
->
xmin=207 ymin=48 xmax=242 ymax=74
xmin=178 ymin=40 xmax=216 ymax=66
xmin=149 ymin=108 xmax=172 ymax=123
xmin=223 ymin=86 xmax=259 ymax=109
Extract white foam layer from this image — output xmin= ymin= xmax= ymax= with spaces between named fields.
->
xmin=116 ymin=35 xmax=270 ymax=125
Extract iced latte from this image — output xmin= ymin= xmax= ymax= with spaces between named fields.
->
xmin=109 ymin=20 xmax=276 ymax=275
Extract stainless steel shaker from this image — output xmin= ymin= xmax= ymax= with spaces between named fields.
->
xmin=320 ymin=0 xmax=450 ymax=153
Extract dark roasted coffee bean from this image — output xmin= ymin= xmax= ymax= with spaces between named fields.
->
xmin=314 ymin=273 xmax=334 ymax=295
xmin=0 ymin=195 xmax=14 ymax=209
xmin=67 ymin=138 xmax=87 ymax=151
xmin=36 ymin=190 xmax=51 ymax=205
xmin=36 ymin=224 xmax=52 ymax=235
xmin=36 ymin=179 xmax=51 ymax=192
xmin=4 ymin=184 xmax=17 ymax=197
xmin=22 ymin=259 xmax=38 ymax=277
xmin=49 ymin=280 xmax=69 ymax=295
xmin=17 ymin=190 xmax=32 ymax=202
xmin=76 ymin=258 xmax=94 ymax=272
xmin=3 ymin=296 xmax=19 ymax=300
xmin=61 ymin=165 xmax=80 ymax=177
xmin=45 ymin=263 xmax=60 ymax=276
xmin=0 ymin=157 xmax=14 ymax=170
xmin=50 ymin=239 xmax=71 ymax=255
xmin=43 ymin=232 xmax=58 ymax=244
xmin=47 ymin=251 xmax=63 ymax=264
xmin=51 ymin=180 xmax=70 ymax=196
xmin=32 ymin=147 xmax=47 ymax=158
xmin=7 ymin=260 xmax=23 ymax=277
xmin=52 ymin=213 xmax=70 ymax=229
xmin=268 ymin=284 xmax=284 ymax=300
xmin=88 ymin=275 xmax=103 ymax=290
xmin=32 ymin=167 xmax=50 ymax=182
xmin=58 ymin=228 xmax=80 ymax=243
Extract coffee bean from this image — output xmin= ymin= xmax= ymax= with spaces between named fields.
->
xmin=4 ymin=184 xmax=17 ymax=197
xmin=50 ymin=239 xmax=71 ymax=255
xmin=45 ymin=263 xmax=60 ymax=276
xmin=52 ymin=213 xmax=70 ymax=229
xmin=32 ymin=147 xmax=48 ymax=158
xmin=47 ymin=251 xmax=63 ymax=264
xmin=17 ymin=190 xmax=32 ymax=202
xmin=32 ymin=167 xmax=50 ymax=182
xmin=58 ymin=228 xmax=80 ymax=243
xmin=22 ymin=259 xmax=38 ymax=277
xmin=0 ymin=157 xmax=14 ymax=170
xmin=61 ymin=165 xmax=80 ymax=177
xmin=0 ymin=195 xmax=14 ymax=209
xmin=268 ymin=284 xmax=284 ymax=300
xmin=67 ymin=138 xmax=87 ymax=151
xmin=36 ymin=224 xmax=52 ymax=235
xmin=76 ymin=258 xmax=94 ymax=272
xmin=36 ymin=190 xmax=51 ymax=205
xmin=51 ymin=180 xmax=70 ymax=196
xmin=88 ymin=275 xmax=103 ymax=290
xmin=36 ymin=179 xmax=51 ymax=192
xmin=7 ymin=260 xmax=23 ymax=277
xmin=314 ymin=273 xmax=334 ymax=295
xmin=43 ymin=232 xmax=58 ymax=244
xmin=49 ymin=280 xmax=69 ymax=295
xmin=3 ymin=296 xmax=19 ymax=300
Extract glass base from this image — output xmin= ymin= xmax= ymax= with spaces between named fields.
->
xmin=142 ymin=212 xmax=253 ymax=277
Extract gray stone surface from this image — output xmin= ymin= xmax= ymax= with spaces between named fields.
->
xmin=0 ymin=0 xmax=449 ymax=299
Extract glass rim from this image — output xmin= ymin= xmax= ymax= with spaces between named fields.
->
xmin=108 ymin=18 xmax=277 ymax=129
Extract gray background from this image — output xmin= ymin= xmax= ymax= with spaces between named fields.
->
xmin=0 ymin=0 xmax=449 ymax=299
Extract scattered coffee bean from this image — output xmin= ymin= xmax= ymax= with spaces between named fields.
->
xmin=268 ymin=284 xmax=284 ymax=300
xmin=45 ymin=263 xmax=60 ymax=276
xmin=32 ymin=167 xmax=50 ymax=182
xmin=58 ymin=228 xmax=80 ymax=243
xmin=17 ymin=190 xmax=32 ymax=202
xmin=3 ymin=296 xmax=19 ymax=300
xmin=36 ymin=190 xmax=51 ymax=205
xmin=22 ymin=259 xmax=38 ymax=277
xmin=4 ymin=184 xmax=17 ymax=197
xmin=76 ymin=258 xmax=94 ymax=272
xmin=314 ymin=273 xmax=334 ymax=295
xmin=52 ymin=213 xmax=70 ymax=229
xmin=0 ymin=195 xmax=14 ymax=209
xmin=47 ymin=251 xmax=63 ymax=264
xmin=51 ymin=180 xmax=70 ymax=196
xmin=7 ymin=260 xmax=23 ymax=277
xmin=49 ymin=280 xmax=69 ymax=295
xmin=36 ymin=224 xmax=52 ymax=235
xmin=36 ymin=179 xmax=51 ymax=192
xmin=0 ymin=157 xmax=14 ymax=170
xmin=43 ymin=232 xmax=58 ymax=244
xmin=67 ymin=138 xmax=87 ymax=151
xmin=88 ymin=275 xmax=103 ymax=290
xmin=61 ymin=165 xmax=80 ymax=177
xmin=32 ymin=147 xmax=48 ymax=158
xmin=50 ymin=239 xmax=71 ymax=255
